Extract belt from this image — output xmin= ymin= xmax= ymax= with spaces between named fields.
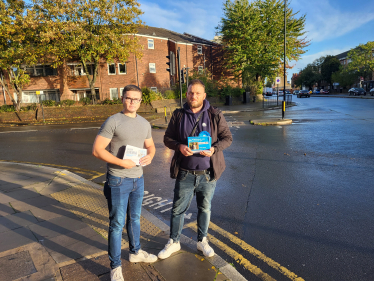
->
xmin=180 ymin=168 xmax=208 ymax=175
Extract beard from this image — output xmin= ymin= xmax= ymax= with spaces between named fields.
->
xmin=187 ymin=99 xmax=204 ymax=109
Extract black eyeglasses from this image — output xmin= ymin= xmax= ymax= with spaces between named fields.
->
xmin=124 ymin=97 xmax=142 ymax=104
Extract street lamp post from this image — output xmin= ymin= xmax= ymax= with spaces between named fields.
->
xmin=282 ymin=0 xmax=286 ymax=119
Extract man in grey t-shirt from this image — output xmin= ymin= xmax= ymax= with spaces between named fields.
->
xmin=92 ymin=85 xmax=157 ymax=281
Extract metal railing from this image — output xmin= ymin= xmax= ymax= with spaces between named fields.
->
xmin=262 ymin=94 xmax=292 ymax=108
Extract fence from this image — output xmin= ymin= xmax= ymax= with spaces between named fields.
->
xmin=262 ymin=94 xmax=292 ymax=108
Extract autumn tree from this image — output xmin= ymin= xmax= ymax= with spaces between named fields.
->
xmin=0 ymin=0 xmax=42 ymax=111
xmin=331 ymin=66 xmax=357 ymax=89
xmin=33 ymin=0 xmax=144 ymax=104
xmin=346 ymin=41 xmax=374 ymax=81
xmin=294 ymin=63 xmax=320 ymax=89
xmin=216 ymin=0 xmax=308 ymax=95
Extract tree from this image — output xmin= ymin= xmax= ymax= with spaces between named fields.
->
xmin=33 ymin=0 xmax=144 ymax=104
xmin=346 ymin=41 xmax=374 ymax=81
xmin=0 ymin=0 xmax=41 ymax=111
xmin=331 ymin=66 xmax=357 ymax=89
xmin=321 ymin=55 xmax=341 ymax=88
xmin=216 ymin=0 xmax=309 ymax=94
xmin=294 ymin=63 xmax=320 ymax=89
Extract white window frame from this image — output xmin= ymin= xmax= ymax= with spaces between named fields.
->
xmin=23 ymin=64 xmax=58 ymax=77
xmin=110 ymin=88 xmax=119 ymax=100
xmin=149 ymin=63 xmax=156 ymax=73
xmin=148 ymin=39 xmax=154 ymax=49
xmin=197 ymin=45 xmax=202 ymax=54
xmin=67 ymin=63 xmax=94 ymax=76
xmin=198 ymin=66 xmax=204 ymax=73
xmin=108 ymin=63 xmax=116 ymax=75
xmin=21 ymin=90 xmax=60 ymax=103
xmin=119 ymin=88 xmax=124 ymax=97
xmin=118 ymin=63 xmax=126 ymax=74
xmin=150 ymin=87 xmax=157 ymax=93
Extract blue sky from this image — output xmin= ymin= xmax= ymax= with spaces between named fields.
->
xmin=138 ymin=0 xmax=374 ymax=78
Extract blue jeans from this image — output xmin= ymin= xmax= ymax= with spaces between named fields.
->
xmin=170 ymin=170 xmax=216 ymax=242
xmin=104 ymin=173 xmax=144 ymax=269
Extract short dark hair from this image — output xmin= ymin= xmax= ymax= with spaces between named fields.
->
xmin=188 ymin=79 xmax=205 ymax=90
xmin=122 ymin=85 xmax=142 ymax=97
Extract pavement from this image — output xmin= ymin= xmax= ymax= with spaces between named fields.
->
xmin=0 ymin=162 xmax=246 ymax=281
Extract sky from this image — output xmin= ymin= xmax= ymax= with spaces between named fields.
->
xmin=138 ymin=0 xmax=374 ymax=79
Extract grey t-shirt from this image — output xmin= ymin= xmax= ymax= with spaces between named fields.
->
xmin=98 ymin=112 xmax=152 ymax=178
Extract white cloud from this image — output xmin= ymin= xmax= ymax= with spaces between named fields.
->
xmin=292 ymin=0 xmax=374 ymax=42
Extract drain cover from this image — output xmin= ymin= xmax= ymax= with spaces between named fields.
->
xmin=0 ymin=251 xmax=37 ymax=281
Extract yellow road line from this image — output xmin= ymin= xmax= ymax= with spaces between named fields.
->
xmin=185 ymin=222 xmax=276 ymax=281
xmin=208 ymin=222 xmax=304 ymax=281
xmin=0 ymin=160 xmax=105 ymax=180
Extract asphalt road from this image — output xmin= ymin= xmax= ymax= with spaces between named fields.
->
xmin=1 ymin=97 xmax=373 ymax=281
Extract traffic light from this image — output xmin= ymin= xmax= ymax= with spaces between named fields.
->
xmin=166 ymin=51 xmax=175 ymax=75
xmin=180 ymin=69 xmax=185 ymax=84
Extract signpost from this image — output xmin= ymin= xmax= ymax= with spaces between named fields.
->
xmin=276 ymin=76 xmax=280 ymax=106
xmin=36 ymin=91 xmax=45 ymax=123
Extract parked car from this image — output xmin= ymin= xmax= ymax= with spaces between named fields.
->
xmin=285 ymin=90 xmax=291 ymax=94
xmin=320 ymin=89 xmax=329 ymax=94
xmin=348 ymin=88 xmax=366 ymax=96
xmin=293 ymin=90 xmax=300 ymax=95
xmin=370 ymin=88 xmax=374 ymax=96
xmin=297 ymin=90 xmax=310 ymax=98
xmin=265 ymin=91 xmax=273 ymax=96
xmin=313 ymin=89 xmax=320 ymax=94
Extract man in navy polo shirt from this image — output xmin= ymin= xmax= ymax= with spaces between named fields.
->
xmin=158 ymin=79 xmax=232 ymax=259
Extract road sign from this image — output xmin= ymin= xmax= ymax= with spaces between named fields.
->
xmin=36 ymin=91 xmax=40 ymax=95
xmin=276 ymin=77 xmax=281 ymax=84
xmin=360 ymin=76 xmax=364 ymax=81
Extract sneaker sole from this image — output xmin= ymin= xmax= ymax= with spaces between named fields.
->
xmin=197 ymin=247 xmax=215 ymax=257
xmin=129 ymin=256 xmax=158 ymax=263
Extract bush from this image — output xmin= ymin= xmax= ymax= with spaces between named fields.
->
xmin=81 ymin=97 xmax=91 ymax=105
xmin=41 ymin=100 xmax=56 ymax=107
xmin=60 ymin=100 xmax=75 ymax=106
xmin=0 ymin=105 xmax=15 ymax=112
xmin=101 ymin=98 xmax=122 ymax=105
xmin=141 ymin=87 xmax=163 ymax=104
xmin=164 ymin=90 xmax=178 ymax=99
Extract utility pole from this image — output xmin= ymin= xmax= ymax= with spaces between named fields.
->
xmin=282 ymin=0 xmax=287 ymax=119
xmin=177 ymin=47 xmax=182 ymax=107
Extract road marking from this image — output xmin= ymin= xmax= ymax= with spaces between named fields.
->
xmin=0 ymin=160 xmax=104 ymax=181
xmin=0 ymin=130 xmax=37 ymax=133
xmin=70 ymin=127 xmax=100 ymax=130
xmin=185 ymin=221 xmax=304 ymax=281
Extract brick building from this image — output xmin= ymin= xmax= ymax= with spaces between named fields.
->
xmin=0 ymin=27 xmax=237 ymax=106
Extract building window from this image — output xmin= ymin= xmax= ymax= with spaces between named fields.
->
xmin=108 ymin=63 xmax=116 ymax=75
xmin=198 ymin=66 xmax=203 ymax=73
xmin=149 ymin=63 xmax=156 ymax=73
xmin=68 ymin=63 xmax=95 ymax=76
xmin=148 ymin=39 xmax=154 ymax=49
xmin=110 ymin=88 xmax=118 ymax=100
xmin=23 ymin=65 xmax=58 ymax=76
xmin=197 ymin=45 xmax=202 ymax=54
xmin=150 ymin=87 xmax=157 ymax=93
xmin=21 ymin=90 xmax=60 ymax=103
xmin=119 ymin=88 xmax=124 ymax=97
xmin=118 ymin=63 xmax=126 ymax=74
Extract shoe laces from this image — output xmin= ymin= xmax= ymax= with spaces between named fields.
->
xmin=164 ymin=239 xmax=174 ymax=250
xmin=138 ymin=249 xmax=149 ymax=257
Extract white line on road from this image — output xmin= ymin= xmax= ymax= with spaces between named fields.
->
xmin=69 ymin=127 xmax=100 ymax=130
xmin=0 ymin=130 xmax=38 ymax=134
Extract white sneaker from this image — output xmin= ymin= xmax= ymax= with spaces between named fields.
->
xmin=129 ymin=249 xmax=158 ymax=263
xmin=110 ymin=266 xmax=124 ymax=281
xmin=197 ymin=237 xmax=214 ymax=257
xmin=158 ymin=238 xmax=181 ymax=259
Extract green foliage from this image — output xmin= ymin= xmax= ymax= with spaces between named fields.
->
xmin=59 ymin=99 xmax=75 ymax=106
xmin=321 ymin=55 xmax=341 ymax=86
xmin=101 ymin=98 xmax=122 ymax=105
xmin=346 ymin=41 xmax=374 ymax=80
xmin=141 ymin=87 xmax=163 ymax=104
xmin=332 ymin=66 xmax=358 ymax=88
xmin=41 ymin=100 xmax=56 ymax=107
xmin=164 ymin=90 xmax=178 ymax=99
xmin=189 ymin=69 xmax=220 ymax=97
xmin=0 ymin=105 xmax=15 ymax=112
xmin=294 ymin=63 xmax=321 ymax=88
xmin=217 ymin=0 xmax=309 ymax=86
xmin=22 ymin=104 xmax=38 ymax=111
xmin=81 ymin=97 xmax=92 ymax=105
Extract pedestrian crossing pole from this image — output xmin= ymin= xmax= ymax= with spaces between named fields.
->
xmin=282 ymin=0 xmax=287 ymax=119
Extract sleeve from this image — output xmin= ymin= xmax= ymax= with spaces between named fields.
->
xmin=164 ymin=110 xmax=181 ymax=151
xmin=145 ymin=122 xmax=152 ymax=139
xmin=98 ymin=116 xmax=116 ymax=140
xmin=212 ymin=111 xmax=233 ymax=153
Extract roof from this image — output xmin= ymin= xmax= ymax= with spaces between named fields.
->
xmin=136 ymin=26 xmax=218 ymax=46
